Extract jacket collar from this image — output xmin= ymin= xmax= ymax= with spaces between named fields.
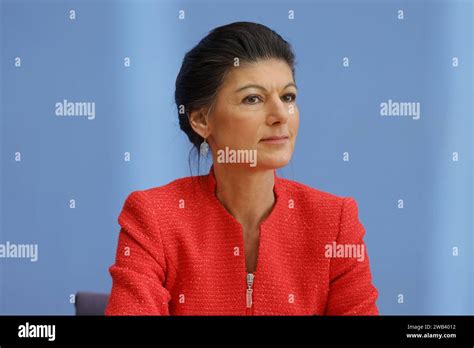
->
xmin=204 ymin=164 xmax=283 ymax=229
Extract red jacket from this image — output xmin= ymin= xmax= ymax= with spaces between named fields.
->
xmin=105 ymin=165 xmax=379 ymax=315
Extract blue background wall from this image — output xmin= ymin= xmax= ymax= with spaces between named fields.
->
xmin=1 ymin=0 xmax=472 ymax=314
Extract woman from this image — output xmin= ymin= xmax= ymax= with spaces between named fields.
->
xmin=105 ymin=21 xmax=379 ymax=316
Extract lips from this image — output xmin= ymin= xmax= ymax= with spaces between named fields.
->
xmin=260 ymin=135 xmax=289 ymax=141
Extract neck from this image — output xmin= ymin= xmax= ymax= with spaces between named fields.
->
xmin=212 ymin=164 xmax=276 ymax=232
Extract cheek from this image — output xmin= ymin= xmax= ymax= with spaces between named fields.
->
xmin=290 ymin=109 xmax=300 ymax=136
xmin=213 ymin=113 xmax=261 ymax=148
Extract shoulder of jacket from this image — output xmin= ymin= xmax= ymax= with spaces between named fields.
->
xmin=141 ymin=175 xmax=196 ymax=197
xmin=120 ymin=176 xmax=196 ymax=209
xmin=276 ymin=177 xmax=346 ymax=206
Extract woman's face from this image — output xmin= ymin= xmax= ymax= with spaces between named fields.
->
xmin=207 ymin=58 xmax=299 ymax=170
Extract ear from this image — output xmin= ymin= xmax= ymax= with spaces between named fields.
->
xmin=188 ymin=107 xmax=211 ymax=139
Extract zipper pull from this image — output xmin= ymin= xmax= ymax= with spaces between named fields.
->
xmin=246 ymin=273 xmax=254 ymax=308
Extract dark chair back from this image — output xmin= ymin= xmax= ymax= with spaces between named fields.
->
xmin=75 ymin=291 xmax=109 ymax=315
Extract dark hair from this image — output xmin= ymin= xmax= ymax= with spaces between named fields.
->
xmin=175 ymin=21 xmax=296 ymax=156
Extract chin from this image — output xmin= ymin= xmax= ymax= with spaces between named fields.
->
xmin=257 ymin=153 xmax=292 ymax=170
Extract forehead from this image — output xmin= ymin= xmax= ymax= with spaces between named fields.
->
xmin=221 ymin=59 xmax=294 ymax=91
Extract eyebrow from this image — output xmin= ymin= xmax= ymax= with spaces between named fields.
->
xmin=235 ymin=82 xmax=298 ymax=93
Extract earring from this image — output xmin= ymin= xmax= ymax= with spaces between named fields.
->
xmin=200 ymin=138 xmax=209 ymax=156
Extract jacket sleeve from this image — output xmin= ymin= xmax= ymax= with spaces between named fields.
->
xmin=105 ymin=190 xmax=171 ymax=315
xmin=324 ymin=197 xmax=379 ymax=315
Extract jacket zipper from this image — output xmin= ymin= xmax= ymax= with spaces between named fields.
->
xmin=246 ymin=272 xmax=254 ymax=315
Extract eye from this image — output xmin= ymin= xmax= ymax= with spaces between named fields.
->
xmin=243 ymin=95 xmax=262 ymax=104
xmin=282 ymin=93 xmax=297 ymax=102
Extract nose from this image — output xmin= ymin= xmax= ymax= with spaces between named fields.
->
xmin=266 ymin=94 xmax=290 ymax=125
